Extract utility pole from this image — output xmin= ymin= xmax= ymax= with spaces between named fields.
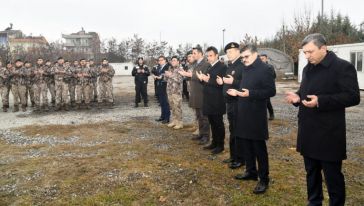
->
xmin=282 ymin=24 xmax=286 ymax=54
xmin=321 ymin=0 xmax=324 ymax=17
xmin=222 ymin=29 xmax=226 ymax=49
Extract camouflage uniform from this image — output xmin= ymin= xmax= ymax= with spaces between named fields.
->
xmin=45 ymin=65 xmax=56 ymax=106
xmin=0 ymin=67 xmax=11 ymax=111
xmin=52 ymin=64 xmax=71 ymax=110
xmin=68 ymin=66 xmax=78 ymax=106
xmin=24 ymin=67 xmax=34 ymax=107
xmin=10 ymin=66 xmax=28 ymax=111
xmin=75 ymin=65 xmax=92 ymax=108
xmin=165 ymin=66 xmax=184 ymax=129
xmin=97 ymin=64 xmax=115 ymax=105
xmin=32 ymin=64 xmax=49 ymax=111
xmin=89 ymin=64 xmax=98 ymax=102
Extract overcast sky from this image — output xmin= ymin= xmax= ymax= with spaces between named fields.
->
xmin=1 ymin=0 xmax=363 ymax=48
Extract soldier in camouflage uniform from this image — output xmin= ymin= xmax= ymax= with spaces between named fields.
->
xmin=68 ymin=60 xmax=78 ymax=107
xmin=164 ymin=56 xmax=184 ymax=129
xmin=97 ymin=58 xmax=115 ymax=108
xmin=45 ymin=60 xmax=56 ymax=107
xmin=0 ymin=61 xmax=11 ymax=112
xmin=75 ymin=59 xmax=92 ymax=109
xmin=24 ymin=62 xmax=35 ymax=107
xmin=9 ymin=59 xmax=28 ymax=112
xmin=52 ymin=57 xmax=72 ymax=111
xmin=89 ymin=59 xmax=98 ymax=103
xmin=32 ymin=58 xmax=49 ymax=112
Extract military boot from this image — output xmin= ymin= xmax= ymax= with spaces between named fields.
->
xmin=13 ymin=105 xmax=19 ymax=112
xmin=97 ymin=102 xmax=102 ymax=109
xmin=173 ymin=122 xmax=184 ymax=130
xmin=33 ymin=105 xmax=41 ymax=113
xmin=167 ymin=121 xmax=176 ymax=128
xmin=43 ymin=104 xmax=49 ymax=112
xmin=55 ymin=104 xmax=61 ymax=111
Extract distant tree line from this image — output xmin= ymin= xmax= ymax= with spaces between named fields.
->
xmin=1 ymin=10 xmax=363 ymax=67
xmin=258 ymin=9 xmax=364 ymax=63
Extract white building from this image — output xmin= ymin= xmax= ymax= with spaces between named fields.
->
xmin=298 ymin=42 xmax=364 ymax=90
xmin=110 ymin=62 xmax=134 ymax=76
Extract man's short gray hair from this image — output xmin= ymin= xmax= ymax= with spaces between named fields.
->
xmin=240 ymin=44 xmax=258 ymax=53
xmin=301 ymin=33 xmax=327 ymax=48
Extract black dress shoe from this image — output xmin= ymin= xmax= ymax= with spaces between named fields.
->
xmin=198 ymin=136 xmax=209 ymax=145
xmin=211 ymin=147 xmax=224 ymax=155
xmin=155 ymin=118 xmax=164 ymax=122
xmin=229 ymin=162 xmax=243 ymax=169
xmin=203 ymin=144 xmax=216 ymax=150
xmin=161 ymin=120 xmax=170 ymax=124
xmin=222 ymin=158 xmax=234 ymax=164
xmin=235 ymin=172 xmax=258 ymax=181
xmin=253 ymin=181 xmax=269 ymax=194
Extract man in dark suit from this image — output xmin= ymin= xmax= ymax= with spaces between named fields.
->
xmin=154 ymin=56 xmax=170 ymax=124
xmin=197 ymin=46 xmax=227 ymax=155
xmin=285 ymin=33 xmax=360 ymax=206
xmin=227 ymin=44 xmax=276 ymax=194
xmin=260 ymin=54 xmax=276 ymax=120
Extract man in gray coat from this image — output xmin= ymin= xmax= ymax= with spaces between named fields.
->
xmin=179 ymin=46 xmax=210 ymax=145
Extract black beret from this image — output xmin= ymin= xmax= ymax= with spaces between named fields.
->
xmin=57 ymin=57 xmax=64 ymax=60
xmin=224 ymin=42 xmax=240 ymax=53
xmin=15 ymin=59 xmax=22 ymax=63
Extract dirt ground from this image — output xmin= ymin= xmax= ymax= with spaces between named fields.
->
xmin=0 ymin=76 xmax=363 ymax=206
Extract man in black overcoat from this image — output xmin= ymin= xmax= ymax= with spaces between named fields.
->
xmin=227 ymin=44 xmax=276 ymax=194
xmin=286 ymin=33 xmax=360 ymax=206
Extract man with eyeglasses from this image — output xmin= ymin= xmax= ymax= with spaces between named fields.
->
xmin=227 ymin=44 xmax=276 ymax=194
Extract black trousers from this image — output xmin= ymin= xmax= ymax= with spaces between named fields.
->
xmin=154 ymin=80 xmax=158 ymax=98
xmin=135 ymin=82 xmax=148 ymax=104
xmin=303 ymin=156 xmax=345 ymax=206
xmin=242 ymin=139 xmax=269 ymax=183
xmin=207 ymin=114 xmax=225 ymax=148
xmin=227 ymin=102 xmax=245 ymax=163
xmin=267 ymin=98 xmax=274 ymax=116
xmin=182 ymin=80 xmax=189 ymax=100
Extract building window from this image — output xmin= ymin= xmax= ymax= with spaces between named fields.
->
xmin=350 ymin=52 xmax=363 ymax=72
xmin=358 ymin=52 xmax=363 ymax=72
xmin=125 ymin=66 xmax=128 ymax=70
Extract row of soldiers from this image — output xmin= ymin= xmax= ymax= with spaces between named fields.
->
xmin=0 ymin=57 xmax=115 ymax=112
